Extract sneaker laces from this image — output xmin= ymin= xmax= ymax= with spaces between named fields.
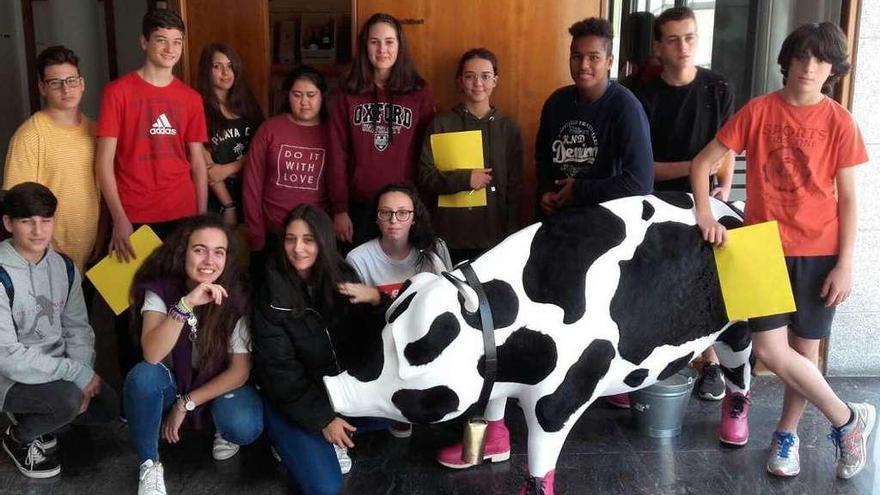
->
xmin=25 ymin=441 xmax=49 ymax=469
xmin=828 ymin=424 xmax=859 ymax=463
xmin=729 ymin=394 xmax=750 ymax=418
xmin=773 ymin=432 xmax=796 ymax=459
xmin=31 ymin=436 xmax=47 ymax=453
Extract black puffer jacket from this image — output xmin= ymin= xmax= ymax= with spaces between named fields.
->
xmin=251 ymin=259 xmax=387 ymax=432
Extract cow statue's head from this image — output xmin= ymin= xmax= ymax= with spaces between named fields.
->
xmin=325 ymin=267 xmax=511 ymax=423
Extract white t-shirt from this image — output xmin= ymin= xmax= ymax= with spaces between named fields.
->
xmin=142 ymin=290 xmax=251 ymax=368
xmin=346 ymin=238 xmax=452 ymax=298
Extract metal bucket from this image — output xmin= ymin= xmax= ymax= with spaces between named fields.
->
xmin=630 ymin=368 xmax=698 ymax=438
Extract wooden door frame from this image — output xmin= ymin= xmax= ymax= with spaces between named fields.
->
xmin=835 ymin=0 xmax=861 ymax=111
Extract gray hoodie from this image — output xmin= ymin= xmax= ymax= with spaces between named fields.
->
xmin=0 ymin=239 xmax=94 ymax=409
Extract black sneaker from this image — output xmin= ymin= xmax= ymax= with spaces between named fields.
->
xmin=697 ymin=363 xmax=726 ymax=401
xmin=2 ymin=426 xmax=61 ymax=478
xmin=35 ymin=433 xmax=58 ymax=454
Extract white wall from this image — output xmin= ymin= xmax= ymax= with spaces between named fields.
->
xmin=827 ymin=1 xmax=880 ymax=376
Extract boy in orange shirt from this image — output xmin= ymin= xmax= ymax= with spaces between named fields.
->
xmin=691 ymin=22 xmax=873 ymax=479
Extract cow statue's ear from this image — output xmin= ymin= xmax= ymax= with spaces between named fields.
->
xmin=441 ymin=271 xmax=479 ymax=313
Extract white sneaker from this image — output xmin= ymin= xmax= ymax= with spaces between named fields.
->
xmin=212 ymin=433 xmax=240 ymax=461
xmin=334 ymin=444 xmax=352 ymax=474
xmin=138 ymin=459 xmax=166 ymax=495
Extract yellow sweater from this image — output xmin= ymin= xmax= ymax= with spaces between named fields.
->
xmin=3 ymin=111 xmax=99 ymax=270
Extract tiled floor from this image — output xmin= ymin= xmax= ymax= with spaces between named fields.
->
xmin=2 ymin=375 xmax=878 ymax=494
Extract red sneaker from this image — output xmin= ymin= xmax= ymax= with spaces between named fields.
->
xmin=606 ymin=393 xmax=631 ymax=409
xmin=719 ymin=390 xmax=751 ymax=446
xmin=517 ymin=469 xmax=555 ymax=495
xmin=436 ymin=419 xmax=511 ymax=469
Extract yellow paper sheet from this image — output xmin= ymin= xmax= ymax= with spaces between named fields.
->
xmin=430 ymin=130 xmax=487 ymax=208
xmin=86 ymin=226 xmax=163 ymax=315
xmin=713 ymin=221 xmax=796 ymax=320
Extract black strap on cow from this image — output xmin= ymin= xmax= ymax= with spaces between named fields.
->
xmin=460 ymin=262 xmax=496 ymax=415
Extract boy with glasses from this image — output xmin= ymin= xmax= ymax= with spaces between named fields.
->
xmin=4 ymin=46 xmax=100 ymax=271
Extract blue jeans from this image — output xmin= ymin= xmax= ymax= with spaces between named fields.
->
xmin=124 ymin=361 xmax=263 ymax=462
xmin=263 ymin=399 xmax=391 ymax=495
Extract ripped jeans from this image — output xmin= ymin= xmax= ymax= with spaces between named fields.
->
xmin=123 ymin=361 xmax=263 ymax=463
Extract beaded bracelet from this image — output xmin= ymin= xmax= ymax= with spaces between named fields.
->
xmin=168 ymin=298 xmax=198 ymax=341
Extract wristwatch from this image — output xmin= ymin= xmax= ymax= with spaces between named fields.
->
xmin=177 ymin=394 xmax=196 ymax=412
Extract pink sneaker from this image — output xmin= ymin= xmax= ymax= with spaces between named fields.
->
xmin=606 ymin=393 xmax=631 ymax=409
xmin=719 ymin=390 xmax=751 ymax=446
xmin=436 ymin=419 xmax=511 ymax=469
xmin=517 ymin=469 xmax=555 ymax=495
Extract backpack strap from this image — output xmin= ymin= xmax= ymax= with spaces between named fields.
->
xmin=58 ymin=252 xmax=75 ymax=302
xmin=0 ymin=265 xmax=16 ymax=332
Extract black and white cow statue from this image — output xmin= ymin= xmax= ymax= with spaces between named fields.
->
xmin=324 ymin=192 xmax=753 ymax=494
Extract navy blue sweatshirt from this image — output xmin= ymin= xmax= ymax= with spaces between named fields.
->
xmin=535 ymin=81 xmax=653 ymax=212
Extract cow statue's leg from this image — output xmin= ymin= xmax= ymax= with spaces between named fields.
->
xmin=713 ymin=320 xmax=753 ymax=446
xmin=515 ymin=394 xmax=600 ymax=495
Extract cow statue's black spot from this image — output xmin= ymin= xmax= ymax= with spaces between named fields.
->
xmin=654 ymin=191 xmax=695 ymax=209
xmin=657 ymin=352 xmax=694 ymax=381
xmin=392 ymin=386 xmax=460 ymax=423
xmin=524 ymin=206 xmax=626 ymax=324
xmin=718 ymin=215 xmax=743 ymax=230
xmin=535 ymin=340 xmax=615 ymax=432
xmin=624 ymin=368 xmax=649 ymax=388
xmin=641 ymin=200 xmax=655 ymax=221
xmin=458 ymin=279 xmax=519 ymax=330
xmin=721 ymin=364 xmax=747 ymax=391
xmin=404 ymin=312 xmax=460 ymax=366
xmin=477 ymin=327 xmax=557 ymax=385
xmin=387 ymin=292 xmax=416 ymax=324
xmin=717 ymin=321 xmax=751 ymax=353
xmin=612 ymin=221 xmax=727 ymax=364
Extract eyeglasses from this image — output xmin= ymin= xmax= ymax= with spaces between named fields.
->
xmin=461 ymin=72 xmax=496 ymax=84
xmin=43 ymin=76 xmax=82 ymax=90
xmin=377 ymin=209 xmax=413 ymax=222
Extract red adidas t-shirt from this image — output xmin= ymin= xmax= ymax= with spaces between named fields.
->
xmin=96 ymin=72 xmax=207 ymax=223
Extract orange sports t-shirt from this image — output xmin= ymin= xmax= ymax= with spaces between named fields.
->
xmin=716 ymin=91 xmax=868 ymax=256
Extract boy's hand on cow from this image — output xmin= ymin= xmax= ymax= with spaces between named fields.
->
xmin=540 ymin=192 xmax=558 ymax=215
xmin=821 ymin=263 xmax=852 ymax=307
xmin=322 ymin=417 xmax=356 ymax=448
xmin=553 ymin=178 xmax=575 ymax=208
xmin=696 ymin=212 xmax=727 ymax=247
xmin=338 ymin=283 xmax=381 ymax=305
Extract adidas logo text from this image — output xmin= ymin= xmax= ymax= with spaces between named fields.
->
xmin=149 ymin=113 xmax=178 ymax=136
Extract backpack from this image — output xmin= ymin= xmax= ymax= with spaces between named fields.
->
xmin=0 ymin=252 xmax=76 ymax=332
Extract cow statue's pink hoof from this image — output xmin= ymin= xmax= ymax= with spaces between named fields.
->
xmin=719 ymin=390 xmax=751 ymax=446
xmin=518 ymin=470 xmax=555 ymax=495
xmin=437 ymin=419 xmax=511 ymax=469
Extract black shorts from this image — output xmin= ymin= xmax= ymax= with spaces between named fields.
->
xmin=748 ymin=255 xmax=839 ymax=339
